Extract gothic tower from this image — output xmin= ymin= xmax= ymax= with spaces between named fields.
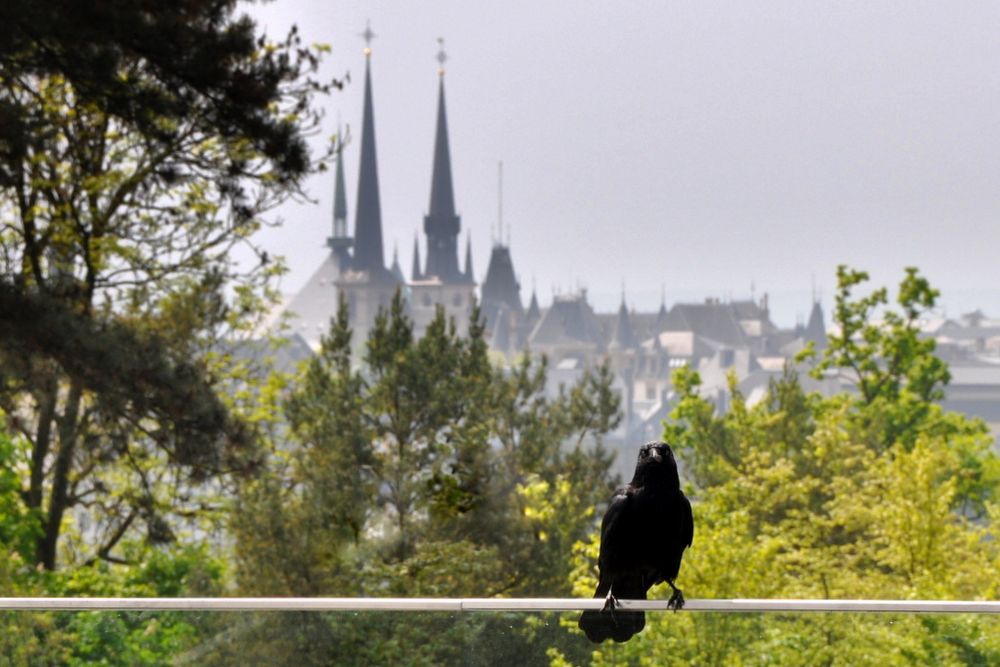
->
xmin=422 ymin=62 xmax=462 ymax=281
xmin=337 ymin=26 xmax=401 ymax=353
xmin=410 ymin=39 xmax=476 ymax=336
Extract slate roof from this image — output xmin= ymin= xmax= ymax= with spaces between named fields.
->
xmin=528 ymin=294 xmax=605 ymax=349
xmin=661 ymin=301 xmax=749 ymax=347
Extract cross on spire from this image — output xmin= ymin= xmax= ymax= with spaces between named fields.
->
xmin=361 ymin=21 xmax=376 ymax=55
xmin=436 ymin=37 xmax=447 ymax=75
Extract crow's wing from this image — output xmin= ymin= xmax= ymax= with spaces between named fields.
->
xmin=598 ymin=488 xmax=632 ymax=564
xmin=680 ymin=491 xmax=693 ymax=548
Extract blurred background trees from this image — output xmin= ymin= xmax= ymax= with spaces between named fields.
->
xmin=227 ymin=294 xmax=620 ymax=665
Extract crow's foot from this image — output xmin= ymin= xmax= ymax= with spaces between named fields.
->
xmin=601 ymin=589 xmax=622 ymax=625
xmin=667 ymin=584 xmax=685 ymax=611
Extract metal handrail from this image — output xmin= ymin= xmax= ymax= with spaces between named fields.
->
xmin=1 ymin=597 xmax=998 ymax=613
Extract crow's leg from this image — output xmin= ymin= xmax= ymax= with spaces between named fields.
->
xmin=666 ymin=580 xmax=685 ymax=611
xmin=601 ymin=587 xmax=620 ymax=625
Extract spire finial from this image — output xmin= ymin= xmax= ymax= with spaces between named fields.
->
xmin=361 ymin=21 xmax=376 ymax=56
xmin=436 ymin=37 xmax=447 ymax=76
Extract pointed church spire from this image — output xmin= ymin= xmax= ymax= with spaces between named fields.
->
xmin=526 ymin=287 xmax=540 ymax=322
xmin=352 ymin=27 xmax=388 ymax=275
xmin=609 ymin=293 xmax=638 ymax=350
xmin=804 ymin=298 xmax=827 ymax=349
xmin=333 ymin=128 xmax=348 ymax=234
xmin=655 ymin=284 xmax=669 ymax=331
xmin=390 ymin=244 xmax=405 ymax=283
xmin=411 ymin=233 xmax=422 ymax=281
xmin=464 ymin=234 xmax=474 ymax=281
xmin=423 ymin=38 xmax=462 ymax=282
xmin=327 ymin=127 xmax=353 ymax=265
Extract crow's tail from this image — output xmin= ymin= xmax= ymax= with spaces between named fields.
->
xmin=578 ymin=576 xmax=646 ymax=643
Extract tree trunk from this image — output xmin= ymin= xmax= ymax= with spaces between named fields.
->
xmin=38 ymin=378 xmax=84 ymax=570
xmin=28 ymin=380 xmax=58 ymax=511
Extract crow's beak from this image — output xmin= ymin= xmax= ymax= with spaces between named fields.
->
xmin=650 ymin=450 xmax=663 ymax=463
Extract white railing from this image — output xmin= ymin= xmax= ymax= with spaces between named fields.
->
xmin=0 ymin=598 xmax=998 ymax=613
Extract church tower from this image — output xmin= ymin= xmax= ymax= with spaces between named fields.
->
xmin=410 ymin=39 xmax=476 ymax=336
xmin=336 ymin=24 xmax=401 ymax=353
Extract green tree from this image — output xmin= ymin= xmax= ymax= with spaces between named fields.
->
xmin=811 ymin=265 xmax=953 ymax=451
xmin=229 ymin=293 xmax=621 ymax=665
xmin=0 ymin=4 xmax=332 ymax=569
xmin=0 ymin=0 xmax=325 ymax=182
xmin=563 ymin=267 xmax=1000 ymax=666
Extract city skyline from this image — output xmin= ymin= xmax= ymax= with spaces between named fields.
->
xmin=247 ymin=1 xmax=1000 ymax=327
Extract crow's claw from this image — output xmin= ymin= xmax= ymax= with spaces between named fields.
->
xmin=601 ymin=590 xmax=621 ymax=624
xmin=667 ymin=586 xmax=685 ymax=611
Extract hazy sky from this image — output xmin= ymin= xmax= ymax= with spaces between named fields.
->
xmin=247 ymin=1 xmax=1000 ymax=326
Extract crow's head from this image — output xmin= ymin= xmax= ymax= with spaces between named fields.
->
xmin=633 ymin=441 xmax=680 ymax=487
xmin=638 ymin=441 xmax=673 ymax=464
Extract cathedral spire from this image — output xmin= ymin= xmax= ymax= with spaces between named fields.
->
xmin=423 ymin=38 xmax=462 ymax=282
xmin=390 ymin=244 xmax=405 ymax=283
xmin=351 ymin=25 xmax=387 ymax=275
xmin=411 ymin=233 xmax=422 ymax=281
xmin=464 ymin=234 xmax=474 ymax=281
xmin=327 ymin=127 xmax=353 ymax=265
xmin=526 ymin=287 xmax=541 ymax=322
xmin=332 ymin=128 xmax=348 ymax=235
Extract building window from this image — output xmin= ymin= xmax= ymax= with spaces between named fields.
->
xmin=645 ymin=383 xmax=656 ymax=401
xmin=423 ymin=294 xmax=432 ymax=307
xmin=453 ymin=293 xmax=463 ymax=307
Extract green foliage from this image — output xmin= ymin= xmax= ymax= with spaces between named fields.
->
xmin=230 ymin=293 xmax=620 ymax=665
xmin=0 ymin=3 xmax=330 ymax=569
xmin=0 ymin=539 xmax=226 ymax=666
xmin=569 ymin=267 xmax=1000 ymax=666
xmin=0 ymin=0 xmax=335 ymax=183
xmin=809 ymin=265 xmax=955 ymax=450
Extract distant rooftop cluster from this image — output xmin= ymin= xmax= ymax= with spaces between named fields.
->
xmin=275 ymin=29 xmax=1000 ymax=475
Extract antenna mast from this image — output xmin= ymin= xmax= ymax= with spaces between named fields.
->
xmin=497 ymin=161 xmax=504 ymax=245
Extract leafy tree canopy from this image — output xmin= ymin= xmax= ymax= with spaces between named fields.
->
xmin=230 ymin=293 xmax=621 ymax=665
xmin=0 ymin=0 xmax=331 ymax=569
xmin=0 ymin=0 xmax=332 ymax=183
xmin=564 ymin=267 xmax=1000 ymax=666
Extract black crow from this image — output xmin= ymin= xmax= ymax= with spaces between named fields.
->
xmin=578 ymin=441 xmax=693 ymax=643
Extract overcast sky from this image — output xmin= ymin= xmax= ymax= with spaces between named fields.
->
xmin=247 ymin=1 xmax=1000 ymax=326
